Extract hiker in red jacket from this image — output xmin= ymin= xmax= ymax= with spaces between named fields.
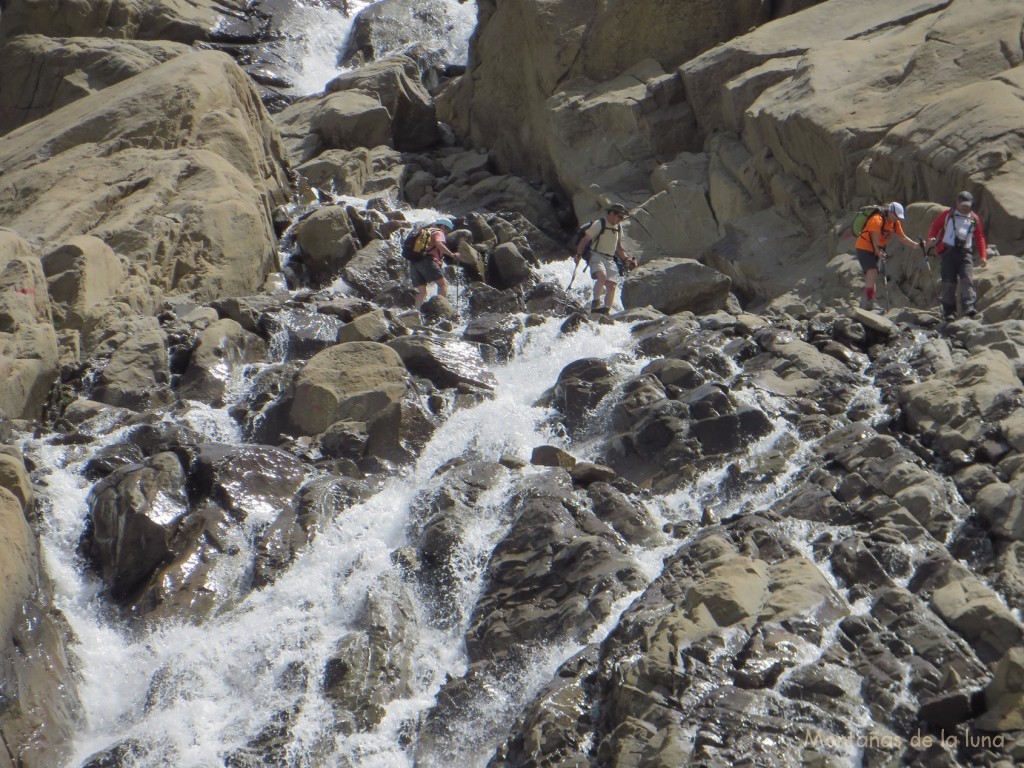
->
xmin=925 ymin=191 xmax=987 ymax=321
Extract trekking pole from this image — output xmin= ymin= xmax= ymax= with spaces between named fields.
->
xmin=918 ymin=241 xmax=940 ymax=306
xmin=879 ymin=256 xmax=890 ymax=308
xmin=566 ymin=259 xmax=581 ymax=292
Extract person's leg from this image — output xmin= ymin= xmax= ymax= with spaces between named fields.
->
xmin=414 ymin=285 xmax=428 ymax=307
xmin=959 ymin=252 xmax=977 ymax=316
xmin=603 ymin=278 xmax=618 ymax=310
xmin=436 ymin=276 xmax=450 ymax=299
xmin=863 ymin=268 xmax=878 ymax=307
xmin=591 ymin=270 xmax=607 ymax=309
xmin=856 ymin=250 xmax=878 ymax=308
xmin=939 ymin=248 xmax=960 ymax=318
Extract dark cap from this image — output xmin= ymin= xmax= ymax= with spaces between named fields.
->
xmin=956 ymin=191 xmax=973 ymax=204
xmin=607 ymin=203 xmax=628 ymax=215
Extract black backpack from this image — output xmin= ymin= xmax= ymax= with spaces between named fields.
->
xmin=401 ymin=228 xmax=432 ymax=261
xmin=570 ymin=218 xmax=607 ymax=260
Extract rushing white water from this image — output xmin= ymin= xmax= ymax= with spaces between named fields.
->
xmin=26 ymin=259 xmax=654 ymax=767
xmin=280 ymin=0 xmax=478 ymax=95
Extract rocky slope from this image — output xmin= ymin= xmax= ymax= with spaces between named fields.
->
xmin=1 ymin=0 xmax=1024 ymax=766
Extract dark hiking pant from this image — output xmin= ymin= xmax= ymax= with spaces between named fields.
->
xmin=939 ymin=245 xmax=976 ymax=316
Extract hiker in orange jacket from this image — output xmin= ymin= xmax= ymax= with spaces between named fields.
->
xmin=925 ymin=191 xmax=987 ymax=321
xmin=854 ymin=202 xmax=918 ymax=310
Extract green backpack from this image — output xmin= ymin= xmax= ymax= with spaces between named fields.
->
xmin=852 ymin=206 xmax=884 ymax=237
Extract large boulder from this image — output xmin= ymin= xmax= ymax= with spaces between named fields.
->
xmin=0 ymin=51 xmax=290 ymax=301
xmin=679 ymin=0 xmax=1024 ymax=251
xmin=621 ymin=257 xmax=731 ymax=315
xmin=0 ymin=0 xmax=253 ymax=43
xmin=446 ymin=0 xmax=778 ymax=190
xmin=0 ymin=35 xmax=188 ymax=136
xmin=0 ymin=485 xmax=78 ymax=768
xmin=287 ymin=342 xmax=409 ymax=436
xmin=325 ymin=54 xmax=439 ymax=152
xmin=81 ymin=452 xmax=190 ymax=599
xmin=92 ymin=327 xmax=173 ymax=410
xmin=177 ymin=318 xmax=266 ymax=405
xmin=0 ymin=230 xmax=60 ymax=421
xmin=41 ymin=235 xmax=126 ymax=331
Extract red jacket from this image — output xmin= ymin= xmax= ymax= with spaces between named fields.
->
xmin=928 ymin=208 xmax=987 ymax=261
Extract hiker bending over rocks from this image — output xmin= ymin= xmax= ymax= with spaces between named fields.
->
xmin=573 ymin=203 xmax=637 ymax=315
xmin=411 ymin=218 xmax=455 ymax=308
xmin=854 ymin=202 xmax=918 ymax=310
xmin=925 ymin=190 xmax=987 ymax=322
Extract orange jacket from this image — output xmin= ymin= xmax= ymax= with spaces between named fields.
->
xmin=855 ymin=213 xmax=904 ymax=253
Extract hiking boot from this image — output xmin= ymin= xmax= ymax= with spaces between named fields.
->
xmin=943 ymin=311 xmax=957 ymax=323
xmin=859 ymin=297 xmax=874 ymax=311
xmin=590 ymin=300 xmax=602 ymax=313
xmin=593 ymin=306 xmax=610 ymax=315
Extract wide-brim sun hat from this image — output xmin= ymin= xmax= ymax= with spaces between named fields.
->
xmin=606 ymin=203 xmax=628 ymax=215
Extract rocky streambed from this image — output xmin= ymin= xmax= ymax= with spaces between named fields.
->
xmin=2 ymin=0 xmax=1024 ymax=766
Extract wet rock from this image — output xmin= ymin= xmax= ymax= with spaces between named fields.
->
xmin=530 ymin=445 xmax=576 ymax=468
xmin=388 ymin=334 xmax=497 ymax=393
xmin=178 ymin=318 xmax=266 ymax=404
xmin=631 ymin=315 xmax=701 ymax=358
xmin=319 ymin=421 xmax=369 ymax=461
xmin=621 ymin=257 xmax=731 ymax=315
xmin=211 ymin=295 xmax=288 ymax=334
xmin=191 ymin=443 xmax=308 ymax=523
xmin=462 ymin=313 xmax=524 ymax=362
xmin=342 ymin=240 xmax=406 ymax=301
xmin=258 ymin=309 xmax=342 ymax=359
xmin=80 ymin=452 xmax=190 ymax=598
xmin=467 ymin=282 xmax=526 ymax=316
xmin=569 ymin=462 xmax=618 ymax=487
xmin=413 ymin=461 xmax=510 ymax=628
xmin=586 ymin=482 xmax=660 ymax=545
xmin=83 ymin=443 xmax=147 ymax=480
xmin=335 ymin=309 xmax=395 ymax=344
xmin=323 ymin=580 xmax=419 ymax=734
xmin=466 ymin=471 xmax=646 ymax=663
xmin=546 ymin=357 xmax=617 ymax=436
xmin=524 ymin=280 xmax=578 ymax=315
xmin=488 ymin=242 xmax=534 ymax=289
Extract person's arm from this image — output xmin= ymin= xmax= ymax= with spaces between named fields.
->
xmin=894 ymin=220 xmax=917 ymax=249
xmin=431 ymin=230 xmax=456 ymax=260
xmin=925 ymin=211 xmax=947 ymax=248
xmin=974 ymin=215 xmax=987 ymax=266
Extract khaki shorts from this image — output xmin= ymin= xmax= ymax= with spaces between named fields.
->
xmin=588 ymin=252 xmax=618 ymax=281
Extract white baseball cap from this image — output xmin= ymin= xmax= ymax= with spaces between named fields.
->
xmin=887 ymin=202 xmax=906 ymax=220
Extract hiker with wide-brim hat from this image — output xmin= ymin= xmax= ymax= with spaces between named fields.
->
xmin=854 ymin=202 xmax=918 ymax=310
xmin=411 ymin=218 xmax=456 ymax=308
xmin=572 ymin=203 xmax=636 ymax=315
xmin=925 ymin=191 xmax=987 ymax=321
